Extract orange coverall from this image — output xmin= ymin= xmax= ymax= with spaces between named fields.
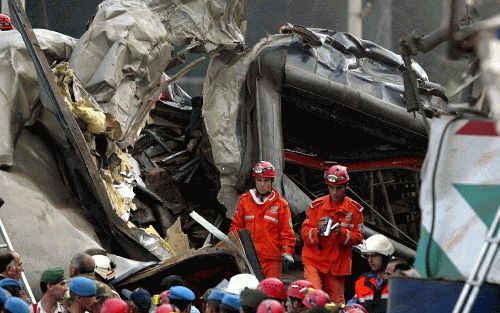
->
xmin=301 ymin=195 xmax=364 ymax=303
xmin=230 ymin=189 xmax=295 ymax=279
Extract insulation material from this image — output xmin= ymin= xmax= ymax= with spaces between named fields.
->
xmin=144 ymin=0 xmax=246 ymax=52
xmin=69 ymin=0 xmax=173 ymax=148
xmin=166 ymin=218 xmax=191 ymax=255
xmin=0 ymin=29 xmax=76 ymax=167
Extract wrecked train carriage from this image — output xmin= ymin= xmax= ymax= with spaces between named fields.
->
xmin=203 ymin=25 xmax=447 ymax=238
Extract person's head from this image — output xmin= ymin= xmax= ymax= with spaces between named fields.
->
xmin=100 ymin=298 xmax=128 ymax=313
xmin=256 ymin=300 xmax=284 ymax=313
xmin=220 ymin=293 xmax=240 ymax=313
xmin=204 ymin=289 xmax=224 ymax=313
xmin=240 ymin=289 xmax=268 ymax=313
xmin=122 ymin=288 xmax=151 ymax=313
xmin=160 ymin=275 xmax=185 ymax=290
xmin=0 ymin=14 xmax=13 ymax=31
xmin=70 ymin=253 xmax=96 ymax=277
xmin=0 ymin=279 xmax=22 ymax=297
xmin=40 ymin=267 xmax=68 ymax=301
xmin=252 ymin=161 xmax=276 ymax=196
xmin=324 ymin=165 xmax=349 ymax=203
xmin=169 ymin=286 xmax=195 ymax=313
xmin=360 ymin=234 xmax=395 ymax=273
xmin=92 ymin=255 xmax=116 ymax=282
xmin=68 ymin=276 xmax=98 ymax=312
xmin=257 ymin=278 xmax=286 ymax=305
xmin=4 ymin=297 xmax=29 ymax=313
xmin=156 ymin=304 xmax=180 ymax=313
xmin=225 ymin=274 xmax=259 ymax=295
xmin=0 ymin=287 xmax=10 ymax=310
xmin=286 ymin=280 xmax=313 ymax=313
xmin=0 ymin=251 xmax=23 ymax=280
xmin=301 ymin=289 xmax=329 ymax=310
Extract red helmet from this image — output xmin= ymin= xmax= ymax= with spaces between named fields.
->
xmin=100 ymin=299 xmax=128 ymax=313
xmin=344 ymin=304 xmax=369 ymax=313
xmin=324 ymin=165 xmax=349 ymax=186
xmin=159 ymin=290 xmax=170 ymax=304
xmin=156 ymin=304 xmax=180 ymax=313
xmin=0 ymin=13 xmax=13 ymax=31
xmin=302 ymin=289 xmax=330 ymax=309
xmin=256 ymin=299 xmax=285 ymax=313
xmin=286 ymin=280 xmax=313 ymax=300
xmin=257 ymin=278 xmax=286 ymax=301
xmin=252 ymin=161 xmax=276 ymax=179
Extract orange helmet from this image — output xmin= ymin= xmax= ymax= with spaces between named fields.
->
xmin=252 ymin=161 xmax=276 ymax=179
xmin=324 ymin=165 xmax=349 ymax=186
xmin=0 ymin=13 xmax=13 ymax=31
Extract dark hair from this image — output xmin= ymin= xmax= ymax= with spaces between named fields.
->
xmin=3 ymin=286 xmax=21 ymax=298
xmin=40 ymin=282 xmax=48 ymax=293
xmin=207 ymin=300 xmax=221 ymax=313
xmin=169 ymin=299 xmax=191 ymax=312
xmin=0 ymin=252 xmax=14 ymax=272
xmin=219 ymin=304 xmax=239 ymax=313
xmin=160 ymin=275 xmax=184 ymax=290
xmin=70 ymin=253 xmax=95 ymax=275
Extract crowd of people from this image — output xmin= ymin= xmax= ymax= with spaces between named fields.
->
xmin=0 ymin=161 xmax=418 ymax=313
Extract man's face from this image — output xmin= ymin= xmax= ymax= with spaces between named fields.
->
xmin=254 ymin=177 xmax=273 ymax=195
xmin=48 ymin=280 xmax=68 ymax=301
xmin=366 ymin=253 xmax=384 ymax=272
xmin=78 ymin=295 xmax=97 ymax=312
xmin=7 ymin=252 xmax=23 ymax=279
xmin=328 ymin=185 xmax=346 ymax=203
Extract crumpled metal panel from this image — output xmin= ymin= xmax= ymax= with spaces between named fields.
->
xmin=285 ymin=28 xmax=447 ymax=112
xmin=144 ymin=0 xmax=246 ymax=52
xmin=69 ymin=0 xmax=173 ymax=148
xmin=0 ymin=29 xmax=76 ymax=167
xmin=203 ymin=35 xmax=291 ymax=217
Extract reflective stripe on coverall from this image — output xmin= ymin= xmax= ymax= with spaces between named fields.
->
xmin=355 ymin=273 xmax=389 ymax=313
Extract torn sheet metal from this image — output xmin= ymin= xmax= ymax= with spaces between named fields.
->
xmin=69 ymin=0 xmax=173 ymax=149
xmin=145 ymin=0 xmax=246 ymax=52
xmin=0 ymin=29 xmax=76 ymax=167
xmin=203 ymin=35 xmax=292 ymax=217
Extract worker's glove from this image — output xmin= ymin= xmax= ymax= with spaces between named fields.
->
xmin=282 ymin=253 xmax=294 ymax=272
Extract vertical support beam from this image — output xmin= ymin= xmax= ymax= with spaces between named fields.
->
xmin=348 ymin=0 xmax=363 ymax=38
xmin=376 ymin=171 xmax=399 ymax=237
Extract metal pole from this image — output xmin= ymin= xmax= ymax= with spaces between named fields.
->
xmin=348 ymin=0 xmax=363 ymax=38
xmin=452 ymin=206 xmax=500 ymax=313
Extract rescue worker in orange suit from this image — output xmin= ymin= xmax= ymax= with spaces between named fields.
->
xmin=230 ymin=161 xmax=295 ymax=279
xmin=301 ymin=165 xmax=364 ymax=304
xmin=352 ymin=234 xmax=394 ymax=313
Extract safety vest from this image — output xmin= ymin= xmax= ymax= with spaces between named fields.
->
xmin=354 ymin=272 xmax=389 ymax=313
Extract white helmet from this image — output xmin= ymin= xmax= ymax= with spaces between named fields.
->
xmin=359 ymin=234 xmax=395 ymax=257
xmin=225 ymin=273 xmax=259 ymax=295
xmin=92 ymin=255 xmax=116 ymax=281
